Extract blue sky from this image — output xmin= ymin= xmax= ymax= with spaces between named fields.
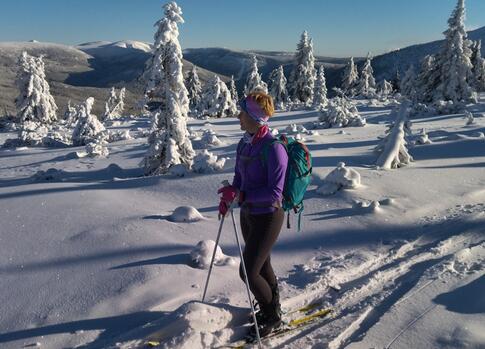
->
xmin=1 ymin=0 xmax=484 ymax=57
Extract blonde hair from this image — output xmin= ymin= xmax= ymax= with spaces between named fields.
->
xmin=247 ymin=91 xmax=275 ymax=117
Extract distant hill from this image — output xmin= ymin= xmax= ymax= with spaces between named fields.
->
xmin=182 ymin=47 xmax=356 ymax=92
xmin=0 ymin=40 xmax=226 ymax=118
xmin=1 ymin=25 xmax=484 ymax=118
xmin=370 ymin=26 xmax=485 ymax=82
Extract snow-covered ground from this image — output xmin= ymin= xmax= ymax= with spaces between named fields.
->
xmin=1 ymin=97 xmax=484 ymax=349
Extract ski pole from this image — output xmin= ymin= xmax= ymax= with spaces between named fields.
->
xmin=230 ymin=209 xmax=262 ymax=348
xmin=201 ymin=180 xmax=235 ymax=302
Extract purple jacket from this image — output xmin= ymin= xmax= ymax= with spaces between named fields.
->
xmin=232 ymin=133 xmax=288 ymax=214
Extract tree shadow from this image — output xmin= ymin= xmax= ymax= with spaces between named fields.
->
xmin=306 ymin=139 xmax=379 ymax=151
xmin=420 ymin=162 xmax=485 ymax=169
xmin=433 ymin=275 xmax=485 ymax=314
xmin=0 ymin=165 xmax=149 ymax=198
xmin=311 ymin=153 xmax=375 ymax=168
xmin=0 ymin=243 xmax=193 ymax=275
xmin=0 ymin=310 xmax=168 ymax=348
xmin=307 ymin=207 xmax=366 ymax=221
xmin=0 ymin=151 xmax=79 ymax=170
xmin=411 ymin=138 xmax=485 ymax=161
xmin=110 ymin=253 xmax=192 ymax=270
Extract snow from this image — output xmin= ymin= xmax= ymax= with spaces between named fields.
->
xmin=76 ymin=40 xmax=152 ymax=55
xmin=1 ymin=90 xmax=485 ymax=349
xmin=316 ymin=162 xmax=361 ymax=196
xmin=189 ymin=240 xmax=237 ymax=269
xmin=169 ymin=206 xmax=205 ymax=223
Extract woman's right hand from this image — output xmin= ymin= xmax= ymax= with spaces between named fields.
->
xmin=217 ymin=185 xmax=238 ymax=218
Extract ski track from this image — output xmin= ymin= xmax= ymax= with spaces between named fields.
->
xmin=264 ymin=206 xmax=485 ymax=348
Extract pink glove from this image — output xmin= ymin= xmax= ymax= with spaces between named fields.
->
xmin=217 ymin=185 xmax=238 ymax=203
xmin=218 ymin=200 xmax=229 ymax=217
xmin=217 ymin=185 xmax=238 ymax=217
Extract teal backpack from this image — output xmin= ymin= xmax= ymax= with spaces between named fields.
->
xmin=261 ymin=135 xmax=313 ymax=231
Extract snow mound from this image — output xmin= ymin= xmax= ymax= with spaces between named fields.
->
xmin=436 ymin=322 xmax=485 ymax=348
xmin=169 ymin=206 xmax=205 ymax=223
xmin=108 ymin=129 xmax=132 ymax=142
xmin=353 ymin=200 xmax=381 ymax=213
xmin=200 ymin=129 xmax=222 ymax=147
xmin=190 ymin=240 xmax=237 ymax=269
xmin=192 ymin=150 xmax=226 ymax=173
xmin=317 ymin=162 xmax=361 ymax=195
xmin=33 ymin=168 xmax=65 ymax=181
xmin=415 ymin=128 xmax=432 ymax=145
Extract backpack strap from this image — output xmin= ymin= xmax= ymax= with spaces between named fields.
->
xmin=260 ymin=136 xmax=287 ymax=167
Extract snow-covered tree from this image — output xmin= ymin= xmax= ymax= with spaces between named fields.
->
xmin=377 ymin=79 xmax=394 ymax=99
xmin=200 ymin=75 xmax=238 ymax=118
xmin=268 ymin=65 xmax=288 ymax=109
xmin=63 ymin=100 xmax=77 ymax=125
xmin=228 ymin=75 xmax=238 ymax=103
xmin=391 ymin=69 xmax=401 ymax=93
xmin=313 ymin=65 xmax=328 ymax=110
xmin=185 ymin=65 xmax=203 ymax=114
xmin=341 ymin=57 xmax=359 ymax=96
xmin=192 ymin=149 xmax=226 ymax=173
xmin=289 ymin=31 xmax=316 ymax=105
xmin=103 ymin=87 xmax=125 ymax=120
xmin=471 ymin=40 xmax=485 ymax=92
xmin=318 ymin=96 xmax=366 ymax=128
xmin=418 ymin=0 xmax=475 ymax=105
xmin=375 ymin=102 xmax=413 ymax=169
xmin=72 ymin=97 xmax=106 ymax=146
xmin=142 ymin=1 xmax=195 ymax=175
xmin=15 ymin=51 xmax=58 ymax=124
xmin=400 ymin=66 xmax=417 ymax=101
xmin=355 ymin=53 xmax=376 ymax=98
xmin=415 ymin=55 xmax=438 ymax=102
xmin=244 ymin=55 xmax=268 ymax=95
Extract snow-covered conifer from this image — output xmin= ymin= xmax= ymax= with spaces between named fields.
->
xmin=244 ymin=55 xmax=268 ymax=95
xmin=313 ymin=65 xmax=328 ymax=110
xmin=355 ymin=53 xmax=376 ymax=98
xmin=228 ymin=75 xmax=238 ymax=103
xmin=72 ymin=97 xmax=106 ymax=146
xmin=420 ymin=0 xmax=475 ymax=105
xmin=142 ymin=1 xmax=195 ymax=175
xmin=200 ymin=75 xmax=237 ymax=118
xmin=318 ymin=97 xmax=366 ymax=128
xmin=103 ymin=87 xmax=125 ymax=120
xmin=268 ymin=65 xmax=288 ymax=109
xmin=377 ymin=79 xmax=394 ymax=100
xmin=392 ymin=69 xmax=401 ymax=93
xmin=471 ymin=40 xmax=485 ymax=92
xmin=415 ymin=55 xmax=439 ymax=103
xmin=400 ymin=66 xmax=417 ymax=101
xmin=341 ymin=57 xmax=359 ymax=96
xmin=15 ymin=51 xmax=58 ymax=124
xmin=185 ymin=65 xmax=203 ymax=114
xmin=64 ymin=100 xmax=77 ymax=125
xmin=375 ymin=102 xmax=413 ymax=169
xmin=289 ymin=31 xmax=316 ymax=104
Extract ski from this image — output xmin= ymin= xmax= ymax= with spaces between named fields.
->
xmin=144 ymin=297 xmax=337 ymax=348
xmin=219 ymin=307 xmax=333 ymax=348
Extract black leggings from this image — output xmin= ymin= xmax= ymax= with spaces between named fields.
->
xmin=239 ymin=207 xmax=284 ymax=308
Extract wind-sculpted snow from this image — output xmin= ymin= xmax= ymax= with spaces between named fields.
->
xmin=190 ymin=240 xmax=237 ymax=269
xmin=316 ymin=162 xmax=361 ymax=196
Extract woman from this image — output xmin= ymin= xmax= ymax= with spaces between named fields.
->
xmin=218 ymin=92 xmax=288 ymax=337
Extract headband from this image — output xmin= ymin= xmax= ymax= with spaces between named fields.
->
xmin=239 ymin=96 xmax=270 ymax=125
